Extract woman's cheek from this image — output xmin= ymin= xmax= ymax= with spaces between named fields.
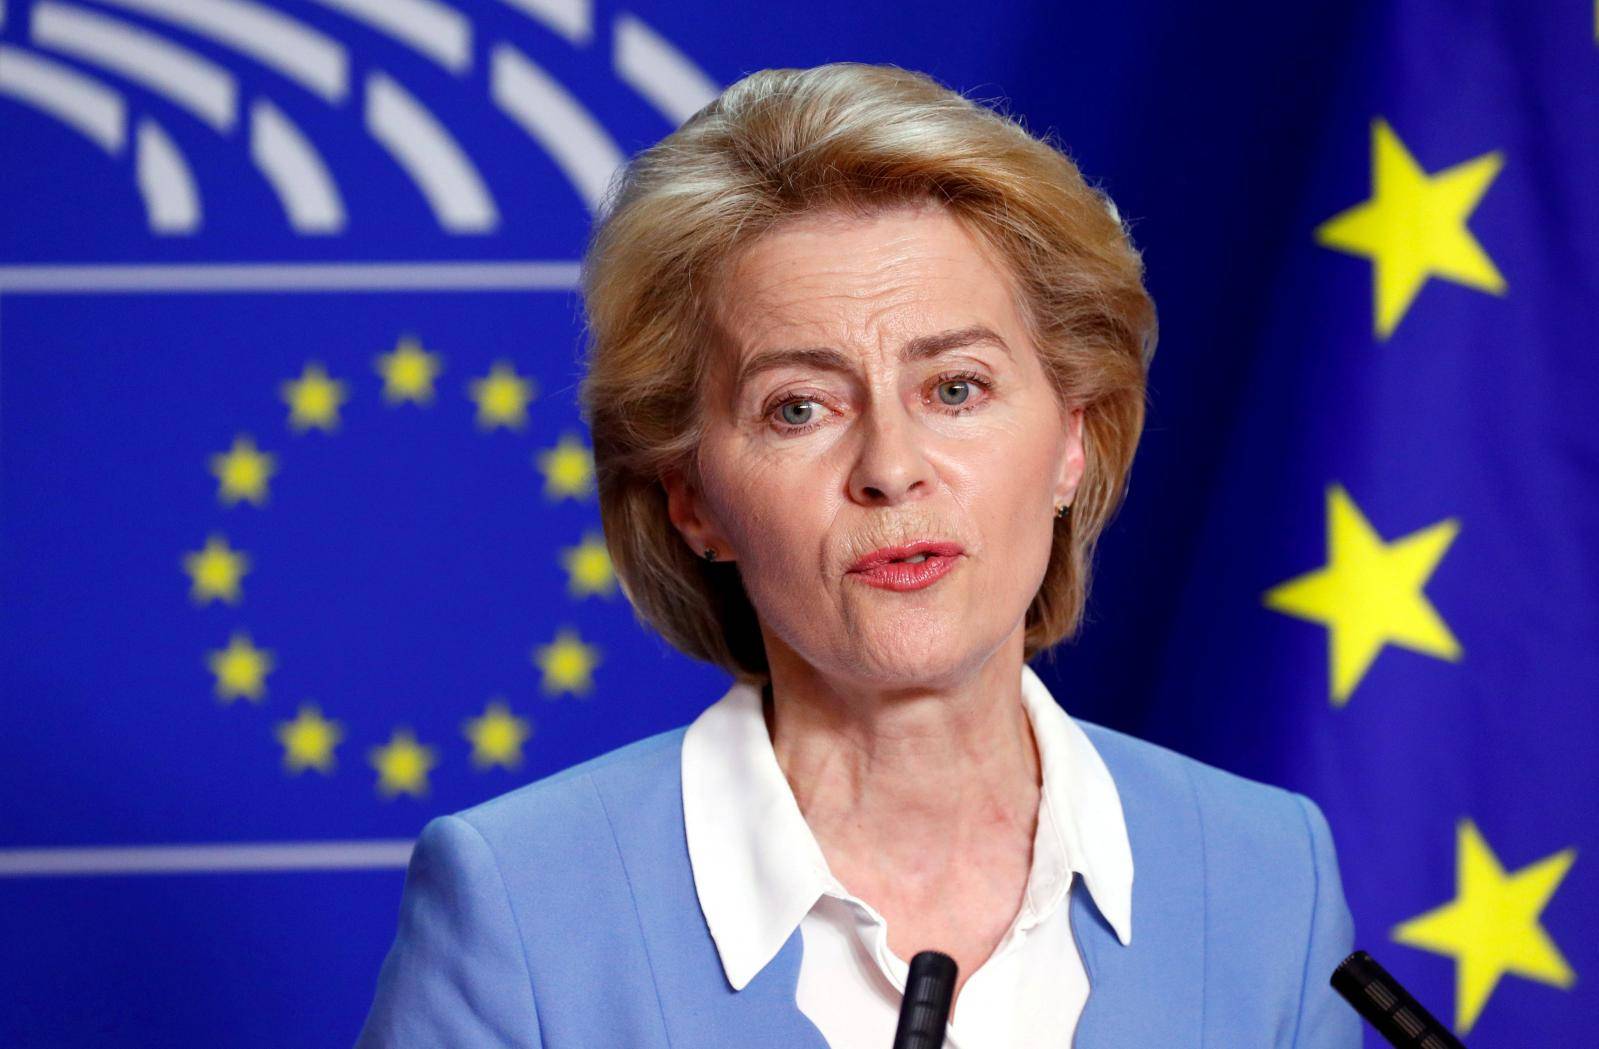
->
xmin=710 ymin=462 xmax=808 ymax=568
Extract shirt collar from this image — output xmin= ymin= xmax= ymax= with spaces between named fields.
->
xmin=680 ymin=663 xmax=1134 ymax=991
xmin=1018 ymin=662 xmax=1134 ymax=948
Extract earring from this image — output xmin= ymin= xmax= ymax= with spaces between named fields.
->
xmin=702 ymin=547 xmax=718 ymax=562
xmin=1055 ymin=503 xmax=1071 ymax=520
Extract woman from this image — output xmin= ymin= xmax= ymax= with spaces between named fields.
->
xmin=356 ymin=63 xmax=1357 ymax=1048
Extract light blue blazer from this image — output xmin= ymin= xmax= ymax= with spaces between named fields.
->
xmin=355 ymin=719 xmax=1360 ymax=1047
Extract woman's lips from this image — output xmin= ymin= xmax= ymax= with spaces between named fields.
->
xmin=849 ymin=554 xmax=961 ymax=591
xmin=846 ymin=541 xmax=965 ymax=592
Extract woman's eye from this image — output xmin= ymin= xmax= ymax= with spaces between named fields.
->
xmin=935 ymin=380 xmax=971 ymax=406
xmin=778 ymin=400 xmax=817 ymax=426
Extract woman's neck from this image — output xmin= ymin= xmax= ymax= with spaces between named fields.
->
xmin=761 ymin=637 xmax=1043 ymax=891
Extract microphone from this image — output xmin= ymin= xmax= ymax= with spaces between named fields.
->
xmin=1331 ymin=950 xmax=1465 ymax=1048
xmin=891 ymin=950 xmax=958 ymax=1049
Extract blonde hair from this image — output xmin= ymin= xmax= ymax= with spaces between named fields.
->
xmin=580 ymin=62 xmax=1156 ymax=682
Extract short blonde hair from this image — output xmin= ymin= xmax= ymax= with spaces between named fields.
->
xmin=580 ymin=62 xmax=1156 ymax=682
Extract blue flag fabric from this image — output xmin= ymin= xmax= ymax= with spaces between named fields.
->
xmin=1 ymin=2 xmax=1593 ymax=1045
xmin=1113 ymin=7 xmax=1599 ymax=1045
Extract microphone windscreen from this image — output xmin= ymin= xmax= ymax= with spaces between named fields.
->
xmin=1331 ymin=949 xmax=1465 ymax=1048
xmin=891 ymin=950 xmax=958 ymax=1049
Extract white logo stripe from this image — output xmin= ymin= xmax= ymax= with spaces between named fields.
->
xmin=365 ymin=71 xmax=499 ymax=231
xmin=490 ymin=42 xmax=622 ymax=212
xmin=33 ymin=2 xmax=237 ymax=133
xmin=251 ymin=99 xmax=346 ymax=233
xmin=498 ymin=0 xmax=590 ymax=47
xmin=613 ymin=13 xmax=718 ymax=126
xmin=0 ymin=840 xmax=416 ymax=875
xmin=0 ymin=43 xmax=125 ymax=153
xmin=0 ymin=260 xmax=579 ymax=292
xmin=307 ymin=0 xmax=473 ymax=76
xmin=91 ymin=0 xmax=348 ymax=103
xmin=135 ymin=117 xmax=201 ymax=231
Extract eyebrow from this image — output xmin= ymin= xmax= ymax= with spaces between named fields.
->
xmin=732 ymin=325 xmax=1012 ymax=398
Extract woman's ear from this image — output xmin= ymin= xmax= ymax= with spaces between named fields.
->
xmin=662 ymin=468 xmax=736 ymax=562
xmin=1054 ymin=405 xmax=1087 ymax=509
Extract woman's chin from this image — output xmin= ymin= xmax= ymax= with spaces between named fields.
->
xmin=831 ymin=620 xmax=1005 ymax=688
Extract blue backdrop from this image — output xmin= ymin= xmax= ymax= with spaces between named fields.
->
xmin=2 ymin=1 xmax=1594 ymax=1045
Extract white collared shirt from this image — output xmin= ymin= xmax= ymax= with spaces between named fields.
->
xmin=680 ymin=664 xmax=1134 ymax=1049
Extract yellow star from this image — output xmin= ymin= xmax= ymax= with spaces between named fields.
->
xmin=463 ymin=699 xmax=533 ymax=769
xmin=182 ymin=533 xmax=251 ymax=605
xmin=206 ymin=630 xmax=275 ymax=702
xmin=468 ymin=360 xmax=537 ymax=430
xmin=536 ymin=433 xmax=595 ymax=501
xmin=560 ymin=532 xmax=616 ymax=597
xmin=1262 ymin=484 xmax=1461 ymax=706
xmin=375 ymin=335 xmax=443 ymax=405
xmin=1393 ymin=820 xmax=1576 ymax=1033
xmin=369 ymin=728 xmax=438 ymax=798
xmin=209 ymin=434 xmax=276 ymax=506
xmin=1316 ymin=117 xmax=1505 ymax=340
xmin=532 ymin=627 xmax=601 ymax=696
xmin=275 ymin=703 xmax=344 ymax=774
xmin=281 ymin=361 xmax=349 ymax=432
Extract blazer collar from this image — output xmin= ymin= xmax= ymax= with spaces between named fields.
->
xmin=680 ymin=663 xmax=1135 ymax=993
xmin=1069 ymin=721 xmax=1207 ymax=1045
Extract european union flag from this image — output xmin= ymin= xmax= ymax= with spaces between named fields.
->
xmin=1106 ymin=4 xmax=1599 ymax=1042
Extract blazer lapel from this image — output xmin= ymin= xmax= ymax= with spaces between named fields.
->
xmin=590 ymin=733 xmax=830 ymax=1049
xmin=1071 ymin=727 xmax=1207 ymax=1047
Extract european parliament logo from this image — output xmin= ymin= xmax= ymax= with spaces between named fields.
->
xmin=0 ymin=0 xmax=730 ymax=856
xmin=0 ymin=0 xmax=717 ymax=231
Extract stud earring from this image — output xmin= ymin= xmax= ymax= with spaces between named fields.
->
xmin=1055 ymin=503 xmax=1072 ymax=519
xmin=702 ymin=547 xmax=718 ymax=562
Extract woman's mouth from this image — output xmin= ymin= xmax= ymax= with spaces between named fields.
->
xmin=847 ymin=542 xmax=964 ymax=591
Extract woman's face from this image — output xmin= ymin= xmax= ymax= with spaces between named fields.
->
xmin=667 ymin=202 xmax=1085 ymax=690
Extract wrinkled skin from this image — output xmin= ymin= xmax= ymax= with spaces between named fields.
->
xmin=666 ymin=200 xmax=1085 ymax=693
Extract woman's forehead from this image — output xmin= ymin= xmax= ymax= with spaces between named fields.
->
xmin=712 ymin=204 xmax=1025 ymax=352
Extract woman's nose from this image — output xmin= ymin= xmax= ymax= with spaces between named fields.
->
xmin=846 ymin=401 xmax=933 ymax=506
